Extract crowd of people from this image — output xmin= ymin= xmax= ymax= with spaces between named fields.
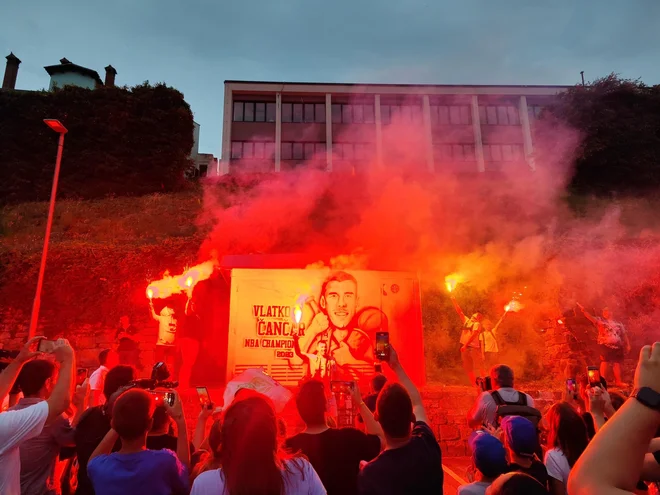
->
xmin=2 ymin=334 xmax=660 ymax=495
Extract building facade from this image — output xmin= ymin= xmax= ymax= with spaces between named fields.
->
xmin=221 ymin=81 xmax=570 ymax=175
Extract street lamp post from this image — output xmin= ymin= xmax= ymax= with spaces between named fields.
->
xmin=28 ymin=119 xmax=68 ymax=339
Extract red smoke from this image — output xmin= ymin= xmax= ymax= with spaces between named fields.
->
xmin=197 ymin=103 xmax=660 ymax=382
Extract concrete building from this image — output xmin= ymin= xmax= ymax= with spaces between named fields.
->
xmin=221 ymin=81 xmax=571 ymax=175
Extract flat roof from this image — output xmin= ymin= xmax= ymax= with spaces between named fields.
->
xmin=226 ymin=79 xmax=571 ymax=89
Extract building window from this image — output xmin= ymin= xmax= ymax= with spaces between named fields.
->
xmin=479 ymin=105 xmax=520 ymax=125
xmin=282 ymin=102 xmax=326 ymax=123
xmin=528 ymin=105 xmax=543 ymax=119
xmin=315 ymin=104 xmax=326 ymax=123
xmin=292 ymin=103 xmax=303 ymax=123
xmin=231 ymin=141 xmax=242 ymax=159
xmin=328 ymin=104 xmax=378 ymax=124
xmin=281 ymin=142 xmax=293 ymax=160
xmin=266 ymin=103 xmax=276 ymax=122
xmin=233 ymin=102 xmax=244 ymax=122
xmin=230 ymin=141 xmax=276 ymax=160
xmin=430 ymin=105 xmax=471 ymax=125
xmin=255 ymin=103 xmax=266 ymax=122
xmin=342 ymin=105 xmax=353 ymax=124
xmin=434 ymin=144 xmax=475 ymax=162
xmin=364 ymin=105 xmax=375 ymax=123
xmin=281 ymin=142 xmax=326 ymax=161
xmin=333 ymin=142 xmax=373 ymax=160
xmin=282 ymin=103 xmax=293 ymax=123
xmin=233 ymin=101 xmax=277 ymax=123
xmin=482 ymin=144 xmax=523 ymax=161
xmin=243 ymin=103 xmax=255 ymax=122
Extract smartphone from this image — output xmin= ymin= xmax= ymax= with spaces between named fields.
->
xmin=37 ymin=339 xmax=57 ymax=353
xmin=196 ymin=387 xmax=212 ymax=409
xmin=330 ymin=381 xmax=354 ymax=394
xmin=587 ymin=367 xmax=601 ymax=388
xmin=149 ymin=390 xmax=176 ymax=407
xmin=566 ymin=378 xmax=577 ymax=398
xmin=375 ymin=332 xmax=390 ymax=361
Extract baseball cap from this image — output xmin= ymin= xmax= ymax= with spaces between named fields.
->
xmin=501 ymin=416 xmax=538 ymax=458
xmin=468 ymin=431 xmax=508 ymax=478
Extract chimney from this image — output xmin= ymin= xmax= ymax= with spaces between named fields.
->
xmin=104 ymin=65 xmax=117 ymax=87
xmin=2 ymin=52 xmax=21 ymax=90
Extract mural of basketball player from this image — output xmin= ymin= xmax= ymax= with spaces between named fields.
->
xmin=292 ymin=334 xmax=334 ymax=380
xmin=300 ymin=271 xmax=375 ymax=380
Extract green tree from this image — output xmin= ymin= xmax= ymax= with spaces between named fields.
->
xmin=541 ymin=75 xmax=660 ymax=196
xmin=0 ymin=83 xmax=194 ymax=203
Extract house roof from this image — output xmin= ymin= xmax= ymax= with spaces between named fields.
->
xmin=44 ymin=58 xmax=103 ymax=86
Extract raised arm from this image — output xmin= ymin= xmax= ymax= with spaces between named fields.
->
xmin=577 ymin=303 xmax=597 ymax=326
xmin=165 ymin=391 xmax=190 ymax=468
xmin=386 ymin=346 xmax=428 ymax=424
xmin=568 ymin=343 xmax=660 ymax=495
xmin=0 ymin=337 xmax=44 ymax=402
xmin=47 ymin=339 xmax=76 ymax=423
xmin=351 ymin=382 xmax=384 ymax=444
xmin=450 ymin=296 xmax=468 ymax=323
xmin=149 ymin=302 xmax=159 ymax=321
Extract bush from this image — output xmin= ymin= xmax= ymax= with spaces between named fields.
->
xmin=0 ymin=83 xmax=194 ymax=203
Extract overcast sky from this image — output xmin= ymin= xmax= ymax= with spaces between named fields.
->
xmin=3 ymin=0 xmax=659 ymax=154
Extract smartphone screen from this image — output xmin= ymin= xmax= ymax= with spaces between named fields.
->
xmin=196 ymin=387 xmax=211 ymax=408
xmin=330 ymin=381 xmax=353 ymax=394
xmin=566 ymin=378 xmax=577 ymax=397
xmin=587 ymin=367 xmax=601 ymax=387
xmin=375 ymin=332 xmax=390 ymax=361
xmin=37 ymin=339 xmax=57 ymax=353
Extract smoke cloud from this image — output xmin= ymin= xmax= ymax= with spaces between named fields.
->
xmin=198 ymin=102 xmax=660 ymax=383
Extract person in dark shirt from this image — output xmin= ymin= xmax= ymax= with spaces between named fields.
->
xmin=358 ymin=346 xmax=444 ymax=495
xmin=74 ymin=365 xmax=135 ymax=495
xmin=116 ymin=316 xmax=141 ymax=369
xmin=500 ymin=416 xmax=549 ymax=490
xmin=364 ymin=374 xmax=387 ymax=412
xmin=147 ymin=405 xmax=196 ymax=454
xmin=285 ymin=379 xmax=382 ymax=495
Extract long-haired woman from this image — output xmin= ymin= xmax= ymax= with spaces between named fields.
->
xmin=191 ymin=395 xmax=326 ymax=495
xmin=544 ymin=401 xmax=589 ymax=495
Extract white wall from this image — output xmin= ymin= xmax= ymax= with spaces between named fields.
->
xmin=49 ymin=72 xmax=97 ymax=90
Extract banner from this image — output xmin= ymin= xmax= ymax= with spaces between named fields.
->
xmin=226 ymin=269 xmax=424 ymax=385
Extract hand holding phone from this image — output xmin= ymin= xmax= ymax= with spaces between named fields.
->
xmin=37 ymin=339 xmax=58 ymax=354
xmin=375 ymin=332 xmax=390 ymax=361
xmin=587 ymin=366 xmax=601 ymax=388
xmin=196 ymin=387 xmax=212 ymax=409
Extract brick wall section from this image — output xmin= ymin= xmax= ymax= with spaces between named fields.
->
xmin=179 ymin=384 xmax=562 ymax=458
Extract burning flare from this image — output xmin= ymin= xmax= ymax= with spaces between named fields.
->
xmin=444 ymin=273 xmax=464 ymax=293
xmin=504 ymin=300 xmax=524 ymax=313
xmin=146 ymin=260 xmax=217 ymax=300
xmin=293 ymin=305 xmax=303 ymax=325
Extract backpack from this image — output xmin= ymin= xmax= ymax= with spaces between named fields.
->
xmin=490 ymin=390 xmax=543 ymax=427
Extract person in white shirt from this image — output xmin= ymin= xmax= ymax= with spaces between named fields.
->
xmin=543 ymin=401 xmax=589 ymax=495
xmin=89 ymin=349 xmax=119 ymax=407
xmin=467 ymin=365 xmax=535 ymax=428
xmin=0 ymin=337 xmax=76 ymax=495
xmin=191 ymin=394 xmax=326 ymax=495
xmin=150 ymin=302 xmax=178 ymax=374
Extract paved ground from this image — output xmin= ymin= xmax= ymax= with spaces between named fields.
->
xmin=443 ymin=457 xmax=471 ymax=494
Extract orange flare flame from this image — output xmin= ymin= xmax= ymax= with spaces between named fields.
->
xmin=146 ymin=260 xmax=217 ymax=300
xmin=293 ymin=305 xmax=303 ymax=325
xmin=444 ymin=273 xmax=463 ymax=293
